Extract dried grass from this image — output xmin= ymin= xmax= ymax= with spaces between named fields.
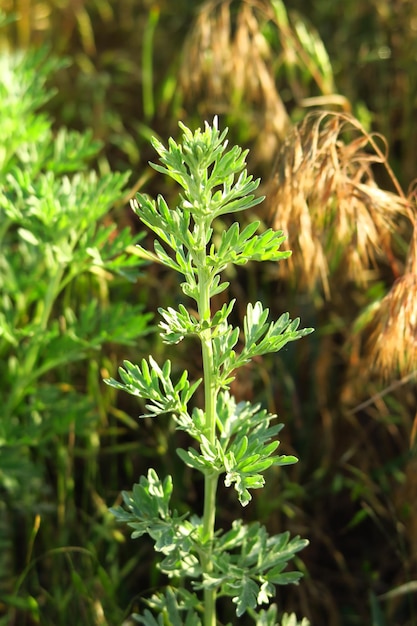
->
xmin=365 ymin=213 xmax=417 ymax=378
xmin=267 ymin=111 xmax=410 ymax=296
xmin=179 ymin=0 xmax=291 ymax=153
xmin=344 ymin=182 xmax=417 ymax=382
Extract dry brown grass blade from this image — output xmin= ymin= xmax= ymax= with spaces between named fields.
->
xmin=347 ymin=370 xmax=417 ymax=416
xmin=267 ymin=111 xmax=410 ymax=296
xmin=411 ymin=411 xmax=417 ymax=448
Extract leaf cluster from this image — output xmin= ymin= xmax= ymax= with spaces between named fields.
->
xmin=111 ymin=469 xmax=201 ymax=579
xmin=106 ymin=360 xmax=303 ymax=507
xmin=131 ymin=118 xmax=292 ymax=303
xmin=112 ymin=469 xmax=307 ymax=619
xmin=105 ymin=357 xmax=201 ymax=419
xmin=133 ymin=587 xmax=202 ymax=626
xmin=212 ymin=301 xmax=313 ymax=388
xmin=0 ymin=47 xmax=153 ymax=488
xmin=203 ymin=521 xmax=307 ymax=617
xmin=177 ymin=391 xmax=298 ymax=506
xmin=150 ymin=120 xmax=259 ymax=220
xmin=133 ymin=589 xmax=310 ymax=626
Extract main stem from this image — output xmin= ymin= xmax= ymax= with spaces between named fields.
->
xmin=197 ymin=256 xmax=219 ymax=626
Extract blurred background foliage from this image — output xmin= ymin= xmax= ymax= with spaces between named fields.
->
xmin=0 ymin=1 xmax=417 ymax=625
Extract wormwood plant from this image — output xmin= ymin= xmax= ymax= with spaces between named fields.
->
xmin=0 ymin=43 xmax=152 ymax=622
xmin=105 ymin=119 xmax=313 ymax=626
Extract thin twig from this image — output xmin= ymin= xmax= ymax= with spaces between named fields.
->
xmin=348 ymin=369 xmax=417 ymax=414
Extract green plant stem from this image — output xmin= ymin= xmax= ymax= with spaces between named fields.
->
xmin=197 ymin=258 xmax=219 ymax=626
xmin=4 ymin=263 xmax=65 ymax=418
xmin=142 ymin=7 xmax=159 ymax=122
xmin=202 ymin=470 xmax=218 ymax=626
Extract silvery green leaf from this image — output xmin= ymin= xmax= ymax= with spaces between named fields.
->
xmin=133 ymin=588 xmax=203 ymax=626
xmin=280 ymin=613 xmax=311 ymax=626
xmin=233 ymin=577 xmax=259 ymax=616
xmin=104 ymin=357 xmax=200 ymax=418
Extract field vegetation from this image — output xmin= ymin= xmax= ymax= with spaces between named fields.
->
xmin=1 ymin=1 xmax=417 ymax=624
